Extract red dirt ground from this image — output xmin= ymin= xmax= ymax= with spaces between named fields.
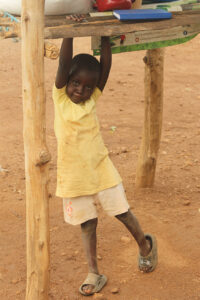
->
xmin=0 ymin=36 xmax=200 ymax=300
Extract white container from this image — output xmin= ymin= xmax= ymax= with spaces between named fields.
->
xmin=0 ymin=0 xmax=93 ymax=16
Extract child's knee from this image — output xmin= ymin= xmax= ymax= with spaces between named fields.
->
xmin=81 ymin=218 xmax=98 ymax=233
xmin=115 ymin=209 xmax=131 ymax=223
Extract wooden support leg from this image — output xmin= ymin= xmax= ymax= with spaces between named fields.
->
xmin=135 ymin=48 xmax=164 ymax=188
xmin=21 ymin=1 xmax=50 ymax=299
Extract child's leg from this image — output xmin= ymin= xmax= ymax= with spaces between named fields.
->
xmin=115 ymin=209 xmax=151 ymax=257
xmin=63 ymin=196 xmax=107 ymax=295
xmin=98 ymin=184 xmax=157 ymax=273
xmin=98 ymin=184 xmax=151 ymax=256
xmin=81 ymin=218 xmax=99 ymax=274
xmin=81 ymin=218 xmax=99 ymax=294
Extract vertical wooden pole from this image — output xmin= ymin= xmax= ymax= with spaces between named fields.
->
xmin=135 ymin=48 xmax=164 ymax=188
xmin=133 ymin=0 xmax=163 ymax=187
xmin=132 ymin=0 xmax=164 ymax=188
xmin=21 ymin=1 xmax=51 ymax=299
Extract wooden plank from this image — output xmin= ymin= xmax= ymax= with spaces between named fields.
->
xmin=132 ymin=24 xmax=200 ymax=43
xmin=0 ymin=11 xmax=200 ymax=40
xmin=92 ymin=23 xmax=200 ymax=50
xmin=44 ymin=15 xmax=115 ymax=27
xmin=21 ymin=0 xmax=50 ymax=299
xmin=44 ymin=11 xmax=200 ymax=39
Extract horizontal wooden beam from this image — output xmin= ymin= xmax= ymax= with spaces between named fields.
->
xmin=0 ymin=11 xmax=200 ymax=40
xmin=44 ymin=11 xmax=200 ymax=39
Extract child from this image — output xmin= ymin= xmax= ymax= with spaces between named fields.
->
xmin=53 ymin=36 xmax=158 ymax=296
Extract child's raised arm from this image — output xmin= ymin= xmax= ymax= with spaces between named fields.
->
xmin=97 ymin=36 xmax=112 ymax=92
xmin=55 ymin=38 xmax=73 ymax=89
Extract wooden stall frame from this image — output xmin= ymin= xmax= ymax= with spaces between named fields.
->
xmin=21 ymin=0 xmax=50 ymax=299
xmin=1 ymin=0 xmax=195 ymax=298
xmin=132 ymin=0 xmax=164 ymax=187
xmin=136 ymin=48 xmax=164 ymax=187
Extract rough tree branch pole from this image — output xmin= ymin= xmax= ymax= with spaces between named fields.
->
xmin=21 ymin=0 xmax=51 ymax=299
xmin=131 ymin=0 xmax=164 ymax=188
xmin=135 ymin=48 xmax=164 ymax=187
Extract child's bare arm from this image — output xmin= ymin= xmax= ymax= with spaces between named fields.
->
xmin=97 ymin=36 xmax=112 ymax=92
xmin=55 ymin=16 xmax=86 ymax=89
xmin=55 ymin=38 xmax=73 ymax=89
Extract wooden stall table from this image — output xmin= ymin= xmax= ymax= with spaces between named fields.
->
xmin=0 ymin=3 xmax=200 ymax=299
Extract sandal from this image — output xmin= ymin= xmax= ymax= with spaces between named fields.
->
xmin=138 ymin=233 xmax=158 ymax=273
xmin=79 ymin=273 xmax=107 ymax=296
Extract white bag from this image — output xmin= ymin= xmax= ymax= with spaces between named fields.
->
xmin=0 ymin=0 xmax=93 ymax=16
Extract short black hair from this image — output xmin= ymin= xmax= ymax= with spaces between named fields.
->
xmin=68 ymin=53 xmax=101 ymax=80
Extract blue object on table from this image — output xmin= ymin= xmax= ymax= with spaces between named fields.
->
xmin=143 ymin=0 xmax=178 ymax=3
xmin=113 ymin=8 xmax=172 ymax=20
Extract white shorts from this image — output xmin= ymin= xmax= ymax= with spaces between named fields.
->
xmin=63 ymin=183 xmax=129 ymax=225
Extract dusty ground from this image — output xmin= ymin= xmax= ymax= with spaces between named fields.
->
xmin=0 ymin=35 xmax=200 ymax=300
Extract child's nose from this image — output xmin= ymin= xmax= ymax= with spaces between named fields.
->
xmin=77 ymin=85 xmax=84 ymax=94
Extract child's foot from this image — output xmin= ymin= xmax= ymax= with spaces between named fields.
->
xmin=79 ymin=273 xmax=107 ymax=296
xmin=82 ymin=284 xmax=94 ymax=295
xmin=138 ymin=234 xmax=158 ymax=273
xmin=140 ymin=236 xmax=151 ymax=257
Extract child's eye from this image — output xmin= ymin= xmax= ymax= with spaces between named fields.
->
xmin=86 ymin=86 xmax=92 ymax=90
xmin=72 ymin=80 xmax=79 ymax=86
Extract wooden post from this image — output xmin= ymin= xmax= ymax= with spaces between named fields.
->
xmin=135 ymin=48 xmax=164 ymax=188
xmin=21 ymin=1 xmax=51 ymax=299
xmin=132 ymin=0 xmax=164 ymax=188
xmin=133 ymin=0 xmax=163 ymax=187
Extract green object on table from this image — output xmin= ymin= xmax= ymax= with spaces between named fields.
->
xmin=93 ymin=34 xmax=198 ymax=55
xmin=92 ymin=0 xmax=200 ymax=55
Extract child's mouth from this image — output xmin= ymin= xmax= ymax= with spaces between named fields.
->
xmin=74 ymin=92 xmax=82 ymax=98
xmin=72 ymin=94 xmax=83 ymax=103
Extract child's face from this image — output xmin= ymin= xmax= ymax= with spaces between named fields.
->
xmin=66 ymin=70 xmax=98 ymax=104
